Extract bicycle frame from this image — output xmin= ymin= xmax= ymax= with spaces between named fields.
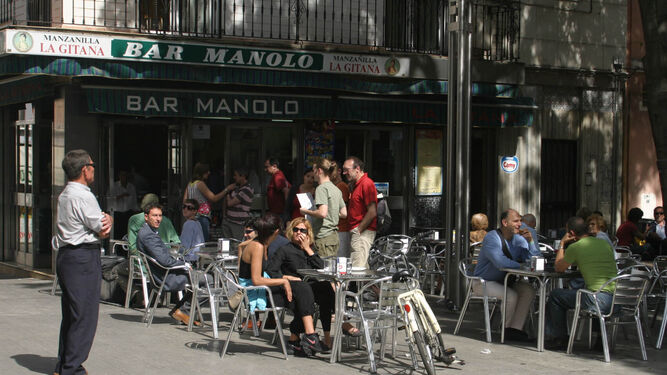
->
xmin=397 ymin=287 xmax=442 ymax=339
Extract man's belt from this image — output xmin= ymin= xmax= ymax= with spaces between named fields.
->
xmin=59 ymin=242 xmax=100 ymax=250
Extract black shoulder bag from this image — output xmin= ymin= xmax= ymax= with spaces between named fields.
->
xmin=496 ymin=229 xmax=518 ymax=287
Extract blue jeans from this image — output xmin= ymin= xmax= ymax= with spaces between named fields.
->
xmin=197 ymin=216 xmax=211 ymax=241
xmin=545 ymin=288 xmax=613 ymax=339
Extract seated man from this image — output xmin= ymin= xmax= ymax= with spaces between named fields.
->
xmin=127 ymin=193 xmax=180 ymax=256
xmin=648 ymin=206 xmax=666 ymax=255
xmin=474 ymin=209 xmax=541 ymax=341
xmin=180 ymin=199 xmax=204 ymax=262
xmin=616 ymin=207 xmax=651 ymax=258
xmin=520 ymin=213 xmax=540 ymax=251
xmin=545 ymin=216 xmax=617 ymax=349
xmin=137 ymin=203 xmax=198 ymax=326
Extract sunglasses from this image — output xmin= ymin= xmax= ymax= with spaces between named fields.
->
xmin=656 ymin=211 xmax=665 ymax=215
xmin=244 ymin=229 xmax=256 ymax=234
xmin=85 ymin=163 xmax=96 ymax=168
xmin=292 ymin=227 xmax=308 ymax=234
xmin=182 ymin=205 xmax=196 ymax=210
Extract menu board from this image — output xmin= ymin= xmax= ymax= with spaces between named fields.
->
xmin=415 ymin=129 xmax=443 ymax=195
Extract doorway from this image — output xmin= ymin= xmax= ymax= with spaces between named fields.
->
xmin=111 ymin=123 xmax=169 ymax=238
xmin=540 ymin=139 xmax=577 ymax=234
xmin=334 ymin=126 xmax=407 ymax=234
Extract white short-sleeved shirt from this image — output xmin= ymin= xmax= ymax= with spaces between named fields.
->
xmin=56 ymin=182 xmax=105 ymax=246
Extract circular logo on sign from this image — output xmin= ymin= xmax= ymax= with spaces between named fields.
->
xmin=12 ymin=31 xmax=33 ymax=53
xmin=500 ymin=156 xmax=519 ymax=173
xmin=385 ymin=57 xmax=400 ymax=76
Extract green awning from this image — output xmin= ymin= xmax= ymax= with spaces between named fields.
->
xmin=2 ymin=55 xmax=529 ymax=98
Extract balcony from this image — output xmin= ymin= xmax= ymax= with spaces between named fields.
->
xmin=1 ymin=0 xmax=519 ymax=61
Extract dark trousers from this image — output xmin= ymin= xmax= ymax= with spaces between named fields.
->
xmin=310 ymin=280 xmax=335 ymax=332
xmin=270 ymin=280 xmax=316 ymax=335
xmin=55 ymin=244 xmax=101 ymax=375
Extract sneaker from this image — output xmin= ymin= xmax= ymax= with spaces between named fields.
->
xmin=287 ymin=340 xmax=308 ymax=357
xmin=504 ymin=328 xmax=532 ymax=342
xmin=300 ymin=333 xmax=324 ymax=356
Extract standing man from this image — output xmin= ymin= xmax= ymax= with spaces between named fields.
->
xmin=222 ymin=167 xmax=254 ymax=240
xmin=55 ymin=149 xmax=113 ymax=375
xmin=342 ymin=156 xmax=377 ymax=268
xmin=264 ymin=157 xmax=290 ymax=216
xmin=108 ymin=169 xmax=137 ymax=239
xmin=474 ymin=209 xmax=541 ymax=341
xmin=545 ymin=216 xmax=617 ymax=349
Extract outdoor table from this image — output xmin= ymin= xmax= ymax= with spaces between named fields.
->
xmin=500 ymin=265 xmax=580 ymax=351
xmin=297 ymin=268 xmax=390 ymax=364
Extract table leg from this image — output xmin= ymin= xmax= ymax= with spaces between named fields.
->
xmin=330 ymin=280 xmax=345 ymax=364
xmin=501 ymin=273 xmax=509 ymax=343
xmin=537 ymin=278 xmax=548 ymax=352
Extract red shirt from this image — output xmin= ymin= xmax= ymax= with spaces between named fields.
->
xmin=267 ymin=170 xmax=289 ymax=214
xmin=615 ymin=221 xmax=638 ymax=247
xmin=348 ymin=173 xmax=378 ymax=231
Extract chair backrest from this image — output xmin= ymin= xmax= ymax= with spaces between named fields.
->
xmin=469 ymin=242 xmax=483 ymax=260
xmin=458 ymin=257 xmax=477 ymax=279
xmin=614 ymin=246 xmax=631 ymax=258
xmin=609 ymin=272 xmax=650 ymax=315
xmin=377 ymin=235 xmax=413 ymax=256
xmin=616 ymin=257 xmax=642 ymax=272
xmin=539 ymin=243 xmax=555 ymax=253
xmin=654 ymin=256 xmax=667 ymax=275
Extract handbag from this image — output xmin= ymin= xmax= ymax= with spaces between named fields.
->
xmin=227 ymin=289 xmax=244 ymax=312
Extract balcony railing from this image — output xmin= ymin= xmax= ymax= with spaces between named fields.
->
xmin=1 ymin=0 xmax=519 ymax=61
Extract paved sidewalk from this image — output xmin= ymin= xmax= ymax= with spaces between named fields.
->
xmin=0 ymin=276 xmax=665 ymax=374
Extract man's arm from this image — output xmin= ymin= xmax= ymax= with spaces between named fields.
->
xmin=484 ymin=234 xmax=521 ymax=270
xmin=339 ymin=205 xmax=347 ymax=219
xmin=139 ymin=228 xmax=183 ymax=268
xmin=554 ymin=232 xmax=575 ymax=272
xmin=301 ymin=204 xmax=327 ymax=219
xmin=358 ymin=201 xmax=377 ymax=233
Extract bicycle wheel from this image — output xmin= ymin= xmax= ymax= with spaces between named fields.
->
xmin=413 ymin=330 xmax=436 ymax=375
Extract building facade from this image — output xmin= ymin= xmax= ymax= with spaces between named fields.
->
xmin=0 ymin=0 xmax=627 ymax=271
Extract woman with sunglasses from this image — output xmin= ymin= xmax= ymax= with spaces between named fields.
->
xmin=267 ymin=217 xmax=362 ymax=352
xmin=180 ymin=199 xmax=204 ymax=262
xmin=240 ymin=214 xmax=325 ymax=356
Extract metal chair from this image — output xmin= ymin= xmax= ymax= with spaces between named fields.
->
xmin=340 ymin=275 xmax=403 ymax=373
xmin=567 ymin=267 xmax=651 ymax=362
xmin=50 ymin=236 xmax=59 ymax=296
xmin=124 ymin=252 xmax=150 ymax=309
xmin=469 ymin=241 xmax=483 ymax=260
xmin=453 ymin=257 xmax=498 ymax=343
xmin=186 ymin=264 xmax=227 ymax=338
xmin=138 ymin=252 xmax=191 ymax=327
xmin=219 ymin=269 xmax=289 ymax=359
xmin=650 ymin=256 xmax=667 ymax=348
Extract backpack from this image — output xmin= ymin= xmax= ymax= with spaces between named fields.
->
xmin=376 ymin=196 xmax=392 ymax=236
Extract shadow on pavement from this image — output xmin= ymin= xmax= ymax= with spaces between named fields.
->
xmin=11 ymin=354 xmax=57 ymax=374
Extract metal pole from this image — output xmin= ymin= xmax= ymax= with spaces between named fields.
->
xmin=445 ymin=0 xmax=458 ymax=307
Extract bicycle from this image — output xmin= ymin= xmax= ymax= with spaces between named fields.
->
xmin=392 ymin=271 xmax=464 ymax=374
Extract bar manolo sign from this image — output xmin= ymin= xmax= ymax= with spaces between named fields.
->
xmin=2 ymin=29 xmax=410 ymax=77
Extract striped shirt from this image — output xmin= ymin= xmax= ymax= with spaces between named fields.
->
xmin=226 ymin=183 xmax=254 ymax=224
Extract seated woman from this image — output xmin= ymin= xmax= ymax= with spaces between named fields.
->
xmin=180 ymin=199 xmax=204 ymax=262
xmin=266 ymin=217 xmax=362 ymax=351
xmin=239 ymin=214 xmax=324 ymax=356
xmin=470 ymin=213 xmax=489 ymax=243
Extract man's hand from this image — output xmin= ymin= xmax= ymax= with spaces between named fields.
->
xmin=519 ymin=228 xmax=533 ymax=243
xmin=184 ymin=262 xmax=193 ymax=271
xmin=560 ymin=231 xmax=576 ymax=248
xmin=99 ymin=213 xmax=113 ymax=238
xmin=225 ymin=183 xmax=236 ymax=193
